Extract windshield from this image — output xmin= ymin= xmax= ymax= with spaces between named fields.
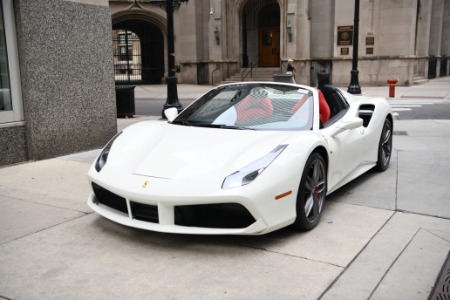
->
xmin=172 ymin=83 xmax=314 ymax=131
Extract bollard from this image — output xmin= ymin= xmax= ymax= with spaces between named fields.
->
xmin=387 ymin=79 xmax=398 ymax=98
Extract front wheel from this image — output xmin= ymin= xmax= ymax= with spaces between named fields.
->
xmin=293 ymin=153 xmax=327 ymax=231
xmin=374 ymin=118 xmax=393 ymax=172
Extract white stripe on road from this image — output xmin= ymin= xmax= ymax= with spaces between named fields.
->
xmin=391 ymin=104 xmax=423 ymax=108
xmin=392 ymin=108 xmax=412 ymax=111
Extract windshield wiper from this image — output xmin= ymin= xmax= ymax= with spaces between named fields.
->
xmin=193 ymin=123 xmax=255 ymax=130
xmin=171 ymin=120 xmax=193 ymax=126
xmin=172 ymin=120 xmax=254 ymax=130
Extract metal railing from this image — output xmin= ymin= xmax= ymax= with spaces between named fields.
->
xmin=211 ymin=63 xmax=221 ymax=86
xmin=210 ymin=54 xmax=242 ymax=85
xmin=241 ymin=55 xmax=259 ymax=81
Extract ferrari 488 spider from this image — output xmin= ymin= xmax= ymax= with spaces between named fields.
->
xmin=88 ymin=82 xmax=393 ymax=235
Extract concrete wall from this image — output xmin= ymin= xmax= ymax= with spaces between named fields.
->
xmin=310 ymin=0 xmax=334 ymax=59
xmin=2 ymin=0 xmax=117 ymax=164
xmin=429 ymin=0 xmax=445 ymax=56
xmin=0 ymin=125 xmax=28 ymax=165
xmin=333 ymin=57 xmax=426 ymax=87
xmin=443 ymin=1 xmax=450 ymax=56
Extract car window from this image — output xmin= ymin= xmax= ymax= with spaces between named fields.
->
xmin=173 ymin=84 xmax=314 ymax=131
xmin=319 ymin=86 xmax=350 ymax=127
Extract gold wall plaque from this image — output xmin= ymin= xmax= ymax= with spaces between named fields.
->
xmin=366 ymin=36 xmax=374 ymax=46
xmin=337 ymin=26 xmax=353 ymax=46
xmin=341 ymin=48 xmax=349 ymax=55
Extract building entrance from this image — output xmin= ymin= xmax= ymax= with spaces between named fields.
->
xmin=241 ymin=0 xmax=280 ymax=68
xmin=112 ymin=20 xmax=164 ymax=84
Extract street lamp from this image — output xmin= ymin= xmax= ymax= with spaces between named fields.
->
xmin=347 ymin=0 xmax=361 ymax=94
xmin=151 ymin=0 xmax=189 ymax=118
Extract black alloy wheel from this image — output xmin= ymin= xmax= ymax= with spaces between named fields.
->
xmin=375 ymin=118 xmax=393 ymax=172
xmin=294 ymin=152 xmax=327 ymax=231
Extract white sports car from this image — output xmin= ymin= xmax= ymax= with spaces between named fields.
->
xmin=87 ymin=82 xmax=393 ymax=235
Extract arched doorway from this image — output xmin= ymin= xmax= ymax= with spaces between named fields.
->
xmin=112 ymin=20 xmax=164 ymax=84
xmin=241 ymin=0 xmax=280 ymax=68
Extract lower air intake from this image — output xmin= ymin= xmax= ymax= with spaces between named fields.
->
xmin=175 ymin=203 xmax=255 ymax=229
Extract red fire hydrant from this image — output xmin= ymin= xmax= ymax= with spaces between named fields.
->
xmin=387 ymin=79 xmax=398 ymax=98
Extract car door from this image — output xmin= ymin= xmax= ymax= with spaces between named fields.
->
xmin=319 ymin=89 xmax=367 ymax=191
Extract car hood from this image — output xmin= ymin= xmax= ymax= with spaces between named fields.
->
xmin=116 ymin=122 xmax=294 ymax=180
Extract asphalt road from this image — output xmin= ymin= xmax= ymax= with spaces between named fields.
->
xmin=136 ymin=98 xmax=195 ymax=116
xmin=135 ymin=94 xmax=450 ymax=120
xmin=391 ymin=99 xmax=450 ymax=120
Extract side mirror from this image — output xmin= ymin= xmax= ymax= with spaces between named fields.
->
xmin=330 ymin=116 xmax=363 ymax=137
xmin=164 ymin=107 xmax=179 ymax=122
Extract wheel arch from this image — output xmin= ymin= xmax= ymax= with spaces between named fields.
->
xmin=312 ymin=146 xmax=329 ymax=169
xmin=386 ymin=113 xmax=394 ymax=131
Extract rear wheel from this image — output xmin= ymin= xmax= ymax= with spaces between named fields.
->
xmin=294 ymin=153 xmax=327 ymax=231
xmin=375 ymin=118 xmax=393 ymax=172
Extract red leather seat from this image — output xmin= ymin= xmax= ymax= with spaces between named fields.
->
xmin=317 ymin=89 xmax=331 ymax=124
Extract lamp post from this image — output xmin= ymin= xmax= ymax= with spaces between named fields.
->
xmin=159 ymin=0 xmax=189 ymax=118
xmin=347 ymin=0 xmax=361 ymax=94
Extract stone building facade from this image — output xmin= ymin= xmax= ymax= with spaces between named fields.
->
xmin=110 ymin=0 xmax=450 ymax=86
xmin=0 ymin=0 xmax=117 ymax=166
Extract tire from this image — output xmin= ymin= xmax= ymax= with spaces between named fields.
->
xmin=294 ymin=152 xmax=327 ymax=231
xmin=374 ymin=118 xmax=393 ymax=172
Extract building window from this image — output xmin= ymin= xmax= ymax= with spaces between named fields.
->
xmin=118 ymin=33 xmax=133 ymax=61
xmin=112 ymin=30 xmax=142 ymax=83
xmin=0 ymin=2 xmax=12 ymax=112
xmin=0 ymin=0 xmax=24 ymax=125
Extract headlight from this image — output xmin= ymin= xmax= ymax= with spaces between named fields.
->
xmin=95 ymin=132 xmax=122 ymax=172
xmin=222 ymin=144 xmax=288 ymax=189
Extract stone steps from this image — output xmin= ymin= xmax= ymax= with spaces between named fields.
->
xmin=220 ymin=67 xmax=281 ymax=85
xmin=412 ymin=75 xmax=429 ymax=85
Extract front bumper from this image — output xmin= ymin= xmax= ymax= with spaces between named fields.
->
xmin=87 ymin=173 xmax=297 ymax=235
xmin=88 ymin=189 xmax=270 ymax=235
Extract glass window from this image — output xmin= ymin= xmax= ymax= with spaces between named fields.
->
xmin=0 ymin=1 xmax=12 ymax=112
xmin=0 ymin=0 xmax=23 ymax=125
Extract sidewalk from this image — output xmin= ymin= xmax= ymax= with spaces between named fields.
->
xmin=0 ymin=78 xmax=449 ymax=299
xmin=359 ymin=77 xmax=450 ymax=99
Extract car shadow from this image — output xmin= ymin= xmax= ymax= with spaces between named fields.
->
xmin=90 ymin=165 xmax=396 ymax=253
xmin=91 ymin=213 xmax=301 ymax=254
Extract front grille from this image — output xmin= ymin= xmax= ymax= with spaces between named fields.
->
xmin=91 ymin=183 xmax=255 ymax=229
xmin=130 ymin=202 xmax=159 ymax=223
xmin=92 ymin=183 xmax=128 ymax=214
xmin=175 ymin=203 xmax=256 ymax=229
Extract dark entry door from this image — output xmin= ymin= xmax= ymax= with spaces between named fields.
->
xmin=113 ymin=20 xmax=164 ymax=84
xmin=259 ymin=28 xmax=279 ymax=67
